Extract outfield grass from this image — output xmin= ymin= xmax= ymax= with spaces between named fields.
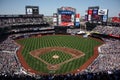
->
xmin=16 ymin=35 xmax=102 ymax=74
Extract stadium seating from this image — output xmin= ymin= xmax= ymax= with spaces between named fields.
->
xmin=0 ymin=16 xmax=120 ymax=79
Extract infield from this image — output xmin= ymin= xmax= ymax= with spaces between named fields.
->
xmin=16 ymin=35 xmax=103 ymax=74
xmin=30 ymin=47 xmax=85 ymax=70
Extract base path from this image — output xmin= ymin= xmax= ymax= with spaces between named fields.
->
xmin=30 ymin=47 xmax=85 ymax=70
xmin=15 ymin=36 xmax=104 ymax=75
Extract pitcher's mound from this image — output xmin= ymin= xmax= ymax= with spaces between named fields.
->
xmin=52 ymin=55 xmax=59 ymax=59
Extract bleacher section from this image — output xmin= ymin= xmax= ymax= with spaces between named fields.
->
xmin=0 ymin=15 xmax=55 ymax=35
xmin=93 ymin=26 xmax=120 ymax=37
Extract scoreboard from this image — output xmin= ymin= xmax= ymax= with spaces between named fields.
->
xmin=53 ymin=7 xmax=80 ymax=27
xmin=61 ymin=14 xmax=71 ymax=22
xmin=86 ymin=6 xmax=108 ymax=23
xmin=57 ymin=7 xmax=76 ymax=26
xmin=26 ymin=6 xmax=39 ymax=15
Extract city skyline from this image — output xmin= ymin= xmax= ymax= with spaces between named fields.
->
xmin=0 ymin=0 xmax=120 ymax=17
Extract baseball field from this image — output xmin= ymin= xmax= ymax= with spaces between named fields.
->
xmin=16 ymin=35 xmax=103 ymax=74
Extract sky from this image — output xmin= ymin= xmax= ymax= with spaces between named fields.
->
xmin=0 ymin=0 xmax=120 ymax=17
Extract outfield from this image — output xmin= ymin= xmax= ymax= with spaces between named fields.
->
xmin=16 ymin=35 xmax=102 ymax=74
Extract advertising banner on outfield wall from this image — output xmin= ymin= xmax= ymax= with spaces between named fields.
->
xmin=53 ymin=13 xmax=57 ymax=22
xmin=98 ymin=9 xmax=108 ymax=15
xmin=103 ymin=15 xmax=108 ymax=22
xmin=93 ymin=9 xmax=98 ymax=15
xmin=88 ymin=15 xmax=91 ymax=21
xmin=71 ymin=14 xmax=74 ymax=22
xmin=58 ymin=10 xmax=75 ymax=14
xmin=88 ymin=9 xmax=93 ymax=15
xmin=75 ymin=14 xmax=80 ymax=22
xmin=92 ymin=9 xmax=99 ymax=22
xmin=76 ymin=18 xmax=80 ymax=22
xmin=76 ymin=14 xmax=80 ymax=18
xmin=58 ymin=15 xmax=61 ymax=25
xmin=75 ymin=22 xmax=80 ymax=27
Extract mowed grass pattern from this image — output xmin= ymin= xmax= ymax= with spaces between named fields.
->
xmin=40 ymin=51 xmax=72 ymax=64
xmin=16 ymin=35 xmax=102 ymax=74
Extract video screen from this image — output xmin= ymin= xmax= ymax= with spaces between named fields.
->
xmin=61 ymin=14 xmax=71 ymax=22
xmin=33 ymin=8 xmax=39 ymax=15
xmin=26 ymin=8 xmax=33 ymax=14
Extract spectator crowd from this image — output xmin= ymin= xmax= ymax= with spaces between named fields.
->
xmin=0 ymin=37 xmax=18 ymax=52
xmin=0 ymin=25 xmax=120 ymax=79
xmin=93 ymin=25 xmax=120 ymax=37
xmin=87 ymin=39 xmax=120 ymax=72
xmin=0 ymin=16 xmax=46 ymax=27
xmin=85 ymin=25 xmax=120 ymax=80
xmin=0 ymin=37 xmax=22 ymax=76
